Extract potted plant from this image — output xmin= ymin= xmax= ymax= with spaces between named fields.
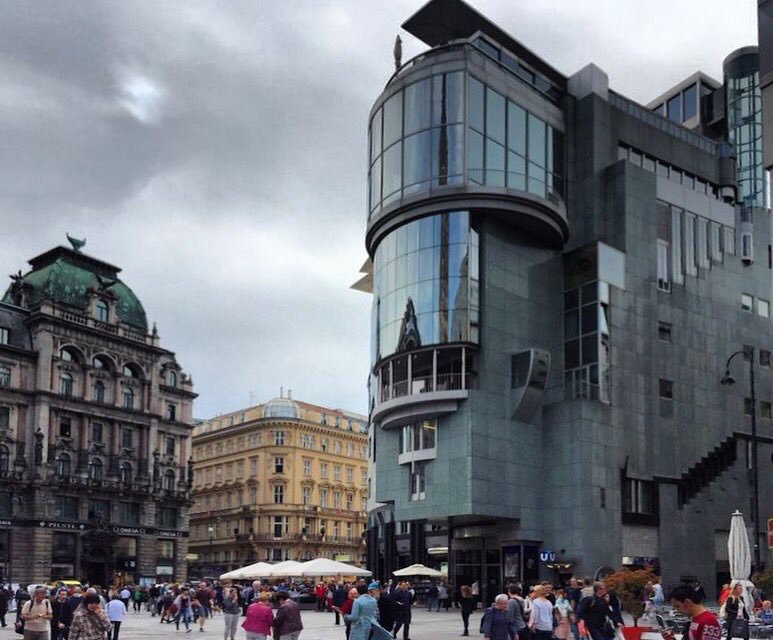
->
xmin=604 ymin=567 xmax=659 ymax=640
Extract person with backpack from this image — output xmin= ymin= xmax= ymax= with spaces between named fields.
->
xmin=20 ymin=587 xmax=52 ymax=640
xmin=506 ymin=585 xmax=527 ymax=640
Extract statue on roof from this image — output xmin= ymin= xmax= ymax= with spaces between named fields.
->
xmin=66 ymin=233 xmax=87 ymax=252
xmin=8 ymin=270 xmax=30 ymax=307
xmin=95 ymin=274 xmax=118 ymax=291
xmin=394 ymin=35 xmax=402 ymax=71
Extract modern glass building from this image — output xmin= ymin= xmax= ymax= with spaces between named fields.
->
xmin=361 ymin=0 xmax=773 ymax=602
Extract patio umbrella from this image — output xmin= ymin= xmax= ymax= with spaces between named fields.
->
xmin=266 ymin=560 xmax=306 ymax=577
xmin=727 ymin=510 xmax=755 ymax=617
xmin=299 ymin=558 xmax=372 ymax=577
xmin=221 ymin=561 xmax=274 ymax=580
xmin=393 ymin=563 xmax=445 ymax=578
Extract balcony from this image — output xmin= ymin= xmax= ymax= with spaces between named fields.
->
xmin=372 ymin=344 xmax=474 ymax=429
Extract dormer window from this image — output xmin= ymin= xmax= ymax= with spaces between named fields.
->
xmin=95 ymin=300 xmax=109 ymax=323
xmin=165 ymin=370 xmax=177 ymax=387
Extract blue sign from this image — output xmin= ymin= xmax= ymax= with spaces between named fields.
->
xmin=539 ymin=550 xmax=556 ymax=562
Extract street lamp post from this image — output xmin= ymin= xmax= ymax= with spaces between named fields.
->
xmin=207 ymin=525 xmax=214 ymax=576
xmin=720 ymin=348 xmax=761 ymax=573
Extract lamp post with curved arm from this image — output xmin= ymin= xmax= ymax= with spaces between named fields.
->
xmin=720 ymin=347 xmax=761 ymax=573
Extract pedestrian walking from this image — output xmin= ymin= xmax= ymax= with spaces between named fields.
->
xmin=0 ymin=584 xmax=9 ymax=628
xmin=336 ymin=587 xmax=358 ymax=640
xmin=221 ymin=587 xmax=241 ymax=640
xmin=529 ymin=585 xmax=555 ymax=640
xmin=342 ymin=583 xmax=391 ymax=640
xmin=242 ymin=591 xmax=274 ymax=640
xmin=662 ymin=585 xmax=721 ymax=640
xmin=576 ymin=582 xmax=623 ymax=640
xmin=20 ymin=587 xmax=52 ymax=640
xmin=426 ymin=582 xmax=440 ymax=612
xmin=105 ymin=595 xmax=125 ymax=640
xmin=68 ymin=594 xmax=112 ymax=640
xmin=377 ymin=584 xmax=395 ymax=636
xmin=459 ymin=585 xmax=475 ymax=636
xmin=506 ymin=585 xmax=527 ymax=640
xmin=273 ymin=592 xmax=303 ymax=640
xmin=554 ymin=588 xmax=573 ymax=640
xmin=439 ymin=582 xmax=450 ymax=611
xmin=173 ymin=587 xmax=193 ymax=633
xmin=51 ymin=588 xmax=73 ymax=640
xmin=315 ymin=582 xmax=327 ymax=612
xmin=480 ymin=594 xmax=517 ymax=640
xmin=391 ymin=581 xmax=414 ymax=640
xmin=332 ymin=583 xmax=347 ymax=625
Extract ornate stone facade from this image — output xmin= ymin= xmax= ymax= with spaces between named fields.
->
xmin=0 ymin=242 xmax=196 ymax=586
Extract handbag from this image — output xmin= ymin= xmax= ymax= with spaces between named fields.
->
xmin=730 ymin=618 xmax=749 ymax=639
xmin=15 ymin=599 xmax=29 ymax=636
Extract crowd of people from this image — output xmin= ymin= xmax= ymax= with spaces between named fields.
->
xmin=0 ymin=574 xmax=769 ymax=640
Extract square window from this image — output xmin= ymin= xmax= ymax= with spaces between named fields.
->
xmin=758 ymin=299 xmax=770 ymax=318
xmin=122 ymin=428 xmax=133 ymax=449
xmin=761 ymin=350 xmax=771 ymax=368
xmin=658 ymin=322 xmax=672 ymax=342
xmin=59 ymin=417 xmax=71 ymax=438
xmin=742 ymin=294 xmax=754 ymax=312
xmin=274 ymin=457 xmax=284 ymax=474
xmin=760 ymin=401 xmax=772 ymax=419
xmin=744 ymin=398 xmax=753 ymax=416
xmin=659 ymin=379 xmax=673 ymax=400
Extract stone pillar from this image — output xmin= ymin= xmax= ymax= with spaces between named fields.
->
xmin=11 ymin=527 xmax=53 ymax=585
xmin=137 ymin=534 xmax=156 ymax=583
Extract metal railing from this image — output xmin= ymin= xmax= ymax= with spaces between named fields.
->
xmin=380 ymin=372 xmax=470 ymax=403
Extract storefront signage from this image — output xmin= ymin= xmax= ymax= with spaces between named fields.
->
xmin=157 ymin=529 xmax=189 ymax=539
xmin=37 ymin=520 xmax=86 ymax=531
xmin=111 ymin=526 xmax=147 ymax=536
xmin=539 ymin=549 xmax=556 ymax=562
xmin=156 ymin=566 xmax=174 ymax=576
xmin=0 ymin=520 xmax=11 ymax=528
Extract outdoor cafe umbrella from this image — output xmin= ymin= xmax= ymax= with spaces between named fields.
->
xmin=266 ymin=560 xmax=306 ymax=577
xmin=728 ymin=510 xmax=755 ymax=617
xmin=299 ymin=558 xmax=372 ymax=577
xmin=393 ymin=563 xmax=445 ymax=578
xmin=220 ymin=561 xmax=274 ymax=580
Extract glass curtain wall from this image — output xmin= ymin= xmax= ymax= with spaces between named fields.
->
xmin=371 ymin=211 xmax=479 ymax=364
xmin=368 ymin=72 xmax=564 ymax=219
xmin=727 ymin=69 xmax=766 ymax=208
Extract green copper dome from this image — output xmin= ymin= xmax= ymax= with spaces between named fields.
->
xmin=2 ymin=246 xmax=148 ymax=331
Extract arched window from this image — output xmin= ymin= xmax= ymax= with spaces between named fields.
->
xmin=93 ymin=380 xmax=105 ymax=404
xmin=165 ymin=370 xmax=177 ymax=387
xmin=92 ymin=355 xmax=112 ymax=371
xmin=56 ymin=453 xmax=71 ymax=478
xmin=120 ymin=462 xmax=132 ymax=485
xmin=60 ymin=373 xmax=73 ymax=397
xmin=60 ymin=348 xmax=73 ymax=362
xmin=163 ymin=469 xmax=176 ymax=491
xmin=88 ymin=457 xmax=103 ymax=482
xmin=122 ymin=363 xmax=141 ymax=378
xmin=0 ymin=446 xmax=9 ymax=477
xmin=95 ymin=300 xmax=109 ymax=323
xmin=122 ymin=387 xmax=134 ymax=409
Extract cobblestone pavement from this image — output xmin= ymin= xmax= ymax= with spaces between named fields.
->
xmin=0 ymin=606 xmax=484 ymax=640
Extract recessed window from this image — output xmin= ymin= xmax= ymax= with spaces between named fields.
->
xmin=88 ymin=458 xmax=103 ymax=482
xmin=91 ymin=422 xmax=103 ymax=443
xmin=56 ymin=453 xmax=71 ymax=479
xmin=623 ymin=477 xmax=656 ymax=515
xmin=658 ymin=322 xmax=672 ymax=342
xmin=274 ymin=457 xmax=284 ymax=474
xmin=60 ymin=347 xmax=77 ymax=363
xmin=760 ymin=401 xmax=772 ymax=419
xmin=659 ymin=379 xmax=673 ymax=400
xmin=742 ymin=294 xmax=754 ymax=312
xmin=166 ymin=404 xmax=176 ymax=421
xmin=744 ymin=398 xmax=753 ymax=416
xmin=122 ymin=386 xmax=134 ymax=409
xmin=165 ymin=436 xmax=175 ymax=456
xmin=758 ymin=299 xmax=770 ymax=318
xmin=165 ymin=370 xmax=177 ymax=387
xmin=274 ymin=431 xmax=285 ymax=446
xmin=0 ymin=366 xmax=9 ymax=387
xmin=122 ymin=428 xmax=133 ymax=450
xmin=93 ymin=380 xmax=105 ymax=403
xmin=95 ymin=300 xmax=109 ymax=323
xmin=0 ymin=407 xmax=9 ymax=429
xmin=273 ymin=484 xmax=284 ymax=504
xmin=163 ymin=469 xmax=176 ymax=491
xmin=410 ymin=462 xmax=426 ymax=501
xmin=59 ymin=417 xmax=71 ymax=438
xmin=0 ymin=328 xmax=9 ymax=345
xmin=760 ymin=350 xmax=771 ymax=368
xmin=60 ymin=374 xmax=73 ymax=397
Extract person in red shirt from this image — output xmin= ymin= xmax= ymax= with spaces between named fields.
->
xmin=718 ymin=585 xmax=731 ymax=605
xmin=316 ymin=582 xmax=327 ymax=612
xmin=663 ymin=585 xmax=722 ymax=640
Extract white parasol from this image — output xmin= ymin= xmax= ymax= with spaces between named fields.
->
xmin=266 ymin=560 xmax=306 ymax=577
xmin=299 ymin=558 xmax=372 ymax=577
xmin=220 ymin=561 xmax=274 ymax=580
xmin=393 ymin=563 xmax=445 ymax=578
xmin=727 ymin=510 xmax=755 ymax=617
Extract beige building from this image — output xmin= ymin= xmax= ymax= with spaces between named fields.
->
xmin=189 ymin=394 xmax=369 ymax=577
xmin=0 ymin=241 xmax=196 ymax=586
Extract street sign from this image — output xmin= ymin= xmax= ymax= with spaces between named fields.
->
xmin=539 ymin=549 xmax=556 ymax=562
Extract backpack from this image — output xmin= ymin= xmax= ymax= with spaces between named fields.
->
xmin=16 ymin=598 xmax=50 ymax=636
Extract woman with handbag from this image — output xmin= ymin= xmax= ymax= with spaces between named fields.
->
xmin=724 ymin=584 xmax=750 ymax=640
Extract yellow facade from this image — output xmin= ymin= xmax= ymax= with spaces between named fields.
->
xmin=188 ymin=396 xmax=369 ymax=576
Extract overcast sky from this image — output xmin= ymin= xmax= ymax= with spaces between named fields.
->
xmin=0 ymin=0 xmax=758 ymax=418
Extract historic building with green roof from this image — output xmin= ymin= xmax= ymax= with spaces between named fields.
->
xmin=0 ymin=239 xmax=196 ymax=586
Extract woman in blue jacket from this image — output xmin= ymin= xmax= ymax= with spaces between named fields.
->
xmin=481 ymin=594 xmax=517 ymax=640
xmin=344 ymin=583 xmax=392 ymax=640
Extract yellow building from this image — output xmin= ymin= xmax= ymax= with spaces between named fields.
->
xmin=188 ymin=394 xmax=369 ymax=577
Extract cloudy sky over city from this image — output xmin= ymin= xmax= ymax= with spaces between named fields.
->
xmin=0 ymin=0 xmax=758 ymax=418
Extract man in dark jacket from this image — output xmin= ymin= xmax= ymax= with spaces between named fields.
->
xmin=51 ymin=588 xmax=73 ymax=640
xmin=274 ymin=592 xmax=303 ymax=639
xmin=392 ymin=581 xmax=414 ymax=640
xmin=576 ymin=582 xmax=623 ymax=640
xmin=332 ymin=583 xmax=347 ymax=625
xmin=0 ymin=586 xmax=8 ymax=628
xmin=377 ymin=586 xmax=396 ymax=634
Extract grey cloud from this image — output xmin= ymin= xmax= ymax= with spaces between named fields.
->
xmin=0 ymin=0 xmax=757 ymax=417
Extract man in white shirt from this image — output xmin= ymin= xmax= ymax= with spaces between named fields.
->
xmin=106 ymin=595 xmax=126 ymax=640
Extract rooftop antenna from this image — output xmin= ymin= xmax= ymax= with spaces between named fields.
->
xmin=288 ymin=389 xmax=292 ymax=400
xmin=280 ymin=386 xmax=284 ymax=399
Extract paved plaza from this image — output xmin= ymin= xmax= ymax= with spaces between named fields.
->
xmin=0 ymin=607 xmax=483 ymax=640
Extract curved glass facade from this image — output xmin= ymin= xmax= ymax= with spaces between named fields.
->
xmin=727 ymin=67 xmax=766 ymax=208
xmin=368 ymin=71 xmax=564 ymax=219
xmin=371 ymin=211 xmax=479 ymax=364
